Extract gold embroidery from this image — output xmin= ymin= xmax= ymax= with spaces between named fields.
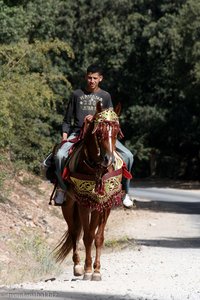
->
xmin=70 ymin=153 xmax=123 ymax=204
xmin=95 ymin=109 xmax=119 ymax=123
xmin=70 ymin=174 xmax=122 ymax=203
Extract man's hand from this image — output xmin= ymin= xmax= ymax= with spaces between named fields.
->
xmin=85 ymin=114 xmax=93 ymax=122
xmin=62 ymin=132 xmax=68 ymax=141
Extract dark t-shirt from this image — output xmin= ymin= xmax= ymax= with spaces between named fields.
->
xmin=62 ymin=88 xmax=113 ymax=134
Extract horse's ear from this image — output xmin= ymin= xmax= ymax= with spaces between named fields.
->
xmin=96 ymin=101 xmax=103 ymax=113
xmin=114 ymin=102 xmax=122 ymax=116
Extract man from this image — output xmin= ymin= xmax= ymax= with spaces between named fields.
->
xmin=54 ymin=64 xmax=134 ymax=208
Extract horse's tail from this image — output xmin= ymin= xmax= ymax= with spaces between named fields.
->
xmin=53 ymin=202 xmax=82 ymax=263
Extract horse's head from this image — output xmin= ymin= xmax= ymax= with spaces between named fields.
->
xmin=84 ymin=102 xmax=122 ymax=170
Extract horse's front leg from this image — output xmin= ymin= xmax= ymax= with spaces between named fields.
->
xmin=72 ymin=235 xmax=84 ymax=276
xmin=92 ymin=209 xmax=111 ymax=281
xmin=62 ymin=201 xmax=84 ymax=277
xmin=79 ymin=207 xmax=99 ymax=280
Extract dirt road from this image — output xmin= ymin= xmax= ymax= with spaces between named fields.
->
xmin=3 ymin=189 xmax=200 ymax=300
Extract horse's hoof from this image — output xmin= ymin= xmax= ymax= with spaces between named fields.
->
xmin=91 ymin=272 xmax=102 ymax=281
xmin=73 ymin=265 xmax=84 ymax=276
xmin=83 ymin=272 xmax=92 ymax=280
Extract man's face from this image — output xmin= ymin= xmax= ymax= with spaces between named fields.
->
xmin=86 ymin=72 xmax=103 ymax=92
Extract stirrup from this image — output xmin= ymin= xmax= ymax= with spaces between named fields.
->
xmin=53 ymin=188 xmax=65 ymax=206
xmin=49 ymin=183 xmax=57 ymax=205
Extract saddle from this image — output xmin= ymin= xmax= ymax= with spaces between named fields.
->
xmin=43 ymin=135 xmax=82 ymax=184
xmin=42 ymin=143 xmax=60 ymax=183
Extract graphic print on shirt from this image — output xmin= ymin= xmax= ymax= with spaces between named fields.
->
xmin=79 ymin=94 xmax=103 ymax=112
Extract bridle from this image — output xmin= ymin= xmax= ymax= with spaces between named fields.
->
xmin=60 ymin=108 xmax=131 ymax=210
xmin=84 ymin=109 xmax=123 ymax=170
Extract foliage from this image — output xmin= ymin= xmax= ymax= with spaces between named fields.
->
xmin=0 ymin=39 xmax=74 ymax=173
xmin=2 ymin=229 xmax=62 ymax=284
xmin=0 ymin=0 xmax=199 ymax=179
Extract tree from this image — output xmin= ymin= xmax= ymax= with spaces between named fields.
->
xmin=0 ymin=0 xmax=28 ymax=43
xmin=0 ymin=39 xmax=74 ymax=172
xmin=1 ymin=0 xmax=199 ymax=179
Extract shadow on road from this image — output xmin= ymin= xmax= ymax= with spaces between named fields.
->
xmin=132 ymin=178 xmax=200 ymax=190
xmin=0 ymin=288 xmax=148 ymax=300
xmin=135 ymin=199 xmax=200 ymax=214
xmin=132 ymin=237 xmax=200 ymax=248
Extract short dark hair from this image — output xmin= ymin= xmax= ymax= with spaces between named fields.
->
xmin=87 ymin=64 xmax=103 ymax=75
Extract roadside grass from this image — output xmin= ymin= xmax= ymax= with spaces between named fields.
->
xmin=0 ymin=172 xmax=12 ymax=204
xmin=1 ymin=228 xmax=63 ymax=285
xmin=0 ymin=154 xmax=13 ymax=203
xmin=0 ymin=231 xmax=137 ymax=285
xmin=104 ymin=236 xmax=136 ymax=250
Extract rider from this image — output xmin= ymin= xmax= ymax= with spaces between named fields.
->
xmin=53 ymin=64 xmax=134 ymax=208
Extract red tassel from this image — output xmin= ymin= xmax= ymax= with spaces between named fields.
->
xmin=122 ymin=162 xmax=132 ymax=179
xmin=62 ymin=167 xmax=70 ymax=180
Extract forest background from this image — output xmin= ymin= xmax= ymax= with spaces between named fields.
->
xmin=0 ymin=0 xmax=200 ymax=183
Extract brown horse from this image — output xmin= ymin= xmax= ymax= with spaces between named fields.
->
xmin=54 ymin=102 xmax=128 ymax=281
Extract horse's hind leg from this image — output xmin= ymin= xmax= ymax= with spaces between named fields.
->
xmin=92 ymin=209 xmax=111 ymax=281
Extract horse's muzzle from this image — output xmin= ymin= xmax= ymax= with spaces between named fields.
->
xmin=99 ymin=153 xmax=115 ymax=168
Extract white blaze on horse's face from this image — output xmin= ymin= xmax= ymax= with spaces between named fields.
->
xmin=108 ymin=123 xmax=114 ymax=151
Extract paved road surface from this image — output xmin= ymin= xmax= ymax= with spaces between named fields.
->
xmin=131 ymin=187 xmax=200 ymax=203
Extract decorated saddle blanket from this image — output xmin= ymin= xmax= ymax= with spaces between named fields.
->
xmin=62 ymin=151 xmax=132 ymax=211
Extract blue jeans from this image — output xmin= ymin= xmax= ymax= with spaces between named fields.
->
xmin=55 ymin=134 xmax=133 ymax=193
xmin=116 ymin=140 xmax=134 ymax=194
xmin=54 ymin=133 xmax=79 ymax=190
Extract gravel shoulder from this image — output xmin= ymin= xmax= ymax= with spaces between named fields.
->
xmin=2 ymin=186 xmax=200 ymax=300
